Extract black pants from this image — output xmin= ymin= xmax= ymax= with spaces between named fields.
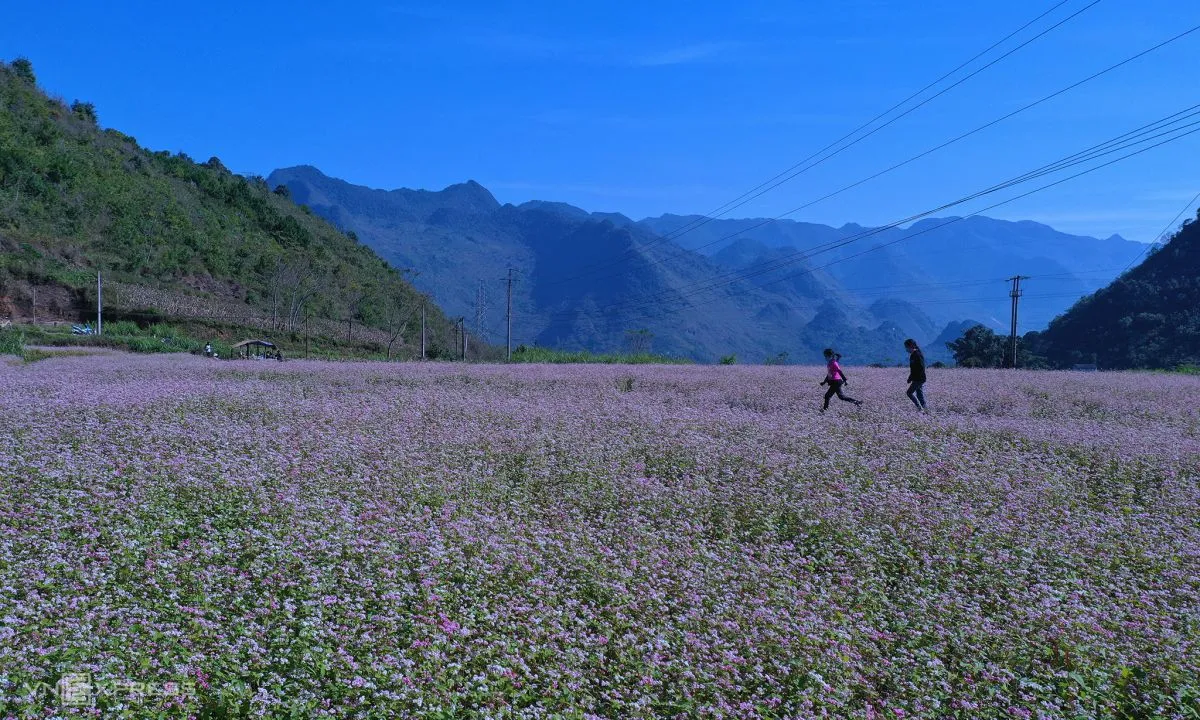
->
xmin=823 ymin=380 xmax=859 ymax=409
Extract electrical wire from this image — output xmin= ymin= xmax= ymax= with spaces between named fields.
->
xmin=540 ymin=0 xmax=1101 ymax=283
xmin=541 ymin=22 xmax=1200 ymax=289
xmin=534 ymin=103 xmax=1200 ymax=324
xmin=522 ymin=122 xmax=1200 ymax=342
xmin=1118 ymin=188 xmax=1200 ymax=272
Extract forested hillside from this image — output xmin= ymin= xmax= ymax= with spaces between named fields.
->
xmin=1027 ymin=209 xmax=1200 ymax=369
xmin=0 ymin=58 xmax=455 ymax=355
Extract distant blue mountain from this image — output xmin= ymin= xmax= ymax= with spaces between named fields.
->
xmin=639 ymin=214 xmax=1145 ymax=337
xmin=268 ymin=166 xmax=1141 ymax=363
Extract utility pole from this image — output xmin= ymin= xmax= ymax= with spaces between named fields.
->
xmin=1008 ymin=275 xmax=1030 ymax=368
xmin=474 ymin=280 xmax=486 ymax=338
xmin=503 ymin=268 xmax=514 ymax=361
xmin=96 ymin=271 xmax=102 ymax=336
xmin=420 ymin=302 xmax=427 ymax=360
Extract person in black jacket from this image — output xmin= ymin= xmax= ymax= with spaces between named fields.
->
xmin=904 ymin=339 xmax=928 ymax=411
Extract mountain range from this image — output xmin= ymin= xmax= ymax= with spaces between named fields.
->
xmin=269 ymin=165 xmax=1148 ymax=364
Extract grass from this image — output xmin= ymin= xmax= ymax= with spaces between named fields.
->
xmin=0 ymin=327 xmax=22 ymax=357
xmin=510 ymin=345 xmax=692 ymax=365
xmin=4 ymin=320 xmax=469 ymax=363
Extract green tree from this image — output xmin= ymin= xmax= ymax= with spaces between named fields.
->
xmin=947 ymin=324 xmax=1006 ymax=368
xmin=70 ymin=101 xmax=97 ymax=126
xmin=10 ymin=57 xmax=35 ymax=84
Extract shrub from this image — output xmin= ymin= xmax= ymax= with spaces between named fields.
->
xmin=70 ymin=100 xmax=97 ymax=125
xmin=103 ymin=320 xmax=141 ymax=336
xmin=11 ymin=57 xmax=35 ymax=84
xmin=0 ymin=328 xmax=24 ymax=356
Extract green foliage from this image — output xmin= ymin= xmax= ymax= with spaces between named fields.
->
xmin=719 ymin=354 xmax=736 ymax=365
xmin=947 ymin=325 xmax=1045 ymax=368
xmin=510 ymin=345 xmax=690 ymax=365
xmin=0 ymin=328 xmax=24 ymax=356
xmin=10 ymin=57 xmax=34 ymax=84
xmin=948 ymin=325 xmax=1007 ymax=368
xmin=69 ymin=100 xmax=97 ymax=126
xmin=0 ymin=59 xmax=458 ymax=349
xmin=763 ymin=351 xmax=789 ymax=366
xmin=1030 ymin=216 xmax=1200 ymax=369
xmin=102 ymin=320 xmax=140 ymax=336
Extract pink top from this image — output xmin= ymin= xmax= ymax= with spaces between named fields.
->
xmin=826 ymin=359 xmax=843 ymax=382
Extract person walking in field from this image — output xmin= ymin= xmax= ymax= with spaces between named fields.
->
xmin=904 ymin=338 xmax=928 ymax=411
xmin=820 ymin=348 xmax=862 ymax=412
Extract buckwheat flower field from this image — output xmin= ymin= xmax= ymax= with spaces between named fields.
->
xmin=1 ymin=354 xmax=1198 ymax=719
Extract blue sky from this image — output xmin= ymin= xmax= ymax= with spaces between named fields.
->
xmin=3 ymin=0 xmax=1198 ymax=242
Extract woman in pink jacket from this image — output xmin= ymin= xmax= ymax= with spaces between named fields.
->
xmin=820 ymin=348 xmax=863 ymax=412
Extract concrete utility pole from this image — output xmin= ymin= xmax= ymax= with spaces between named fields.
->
xmin=504 ymin=268 xmax=515 ymax=361
xmin=96 ymin=271 xmax=102 ymax=336
xmin=460 ymin=317 xmax=468 ymax=360
xmin=474 ymin=280 xmax=486 ymax=338
xmin=420 ymin=302 xmax=427 ymax=360
xmin=1008 ymin=275 xmax=1030 ymax=368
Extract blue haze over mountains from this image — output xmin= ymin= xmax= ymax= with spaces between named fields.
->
xmin=268 ymin=166 xmax=1147 ymax=364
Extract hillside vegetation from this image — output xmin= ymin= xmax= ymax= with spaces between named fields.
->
xmin=0 ymin=58 xmax=458 ymax=358
xmin=1026 ymin=210 xmax=1200 ymax=369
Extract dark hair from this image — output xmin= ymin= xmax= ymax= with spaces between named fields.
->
xmin=823 ymin=348 xmax=834 ymax=358
xmin=904 ymin=338 xmax=920 ymax=351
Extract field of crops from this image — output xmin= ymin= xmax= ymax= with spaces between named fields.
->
xmin=1 ymin=354 xmax=1198 ymax=718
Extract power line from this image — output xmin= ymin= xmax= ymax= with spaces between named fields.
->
xmin=840 ymin=267 xmax=1134 ymax=300
xmin=541 ymin=0 xmax=1098 ymax=284
xmin=542 ymin=22 xmax=1200 ymax=291
xmin=529 ymin=118 xmax=1200 ymax=339
xmin=653 ymin=0 xmax=1104 ymax=242
xmin=684 ymin=128 xmax=1200 ymax=311
xmin=1119 ymin=188 xmax=1200 ymax=273
xmin=709 ymin=130 xmax=1200 ymax=311
xmin=535 ymin=103 xmax=1200 ymax=325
